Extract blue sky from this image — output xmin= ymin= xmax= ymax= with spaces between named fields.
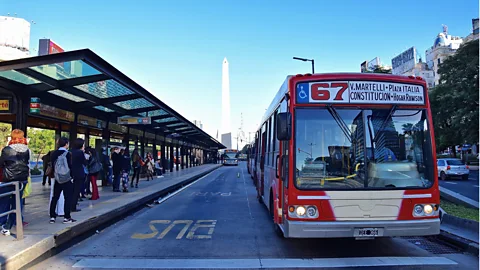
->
xmin=2 ymin=0 xmax=478 ymax=148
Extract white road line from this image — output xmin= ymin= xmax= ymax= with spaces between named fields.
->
xmin=241 ymin=165 xmax=254 ymax=220
xmin=73 ymin=257 xmax=457 ymax=269
xmin=444 ymin=182 xmax=457 ymax=185
xmin=474 ymin=185 xmax=479 ymax=188
xmin=154 ymin=170 xmax=216 ymax=205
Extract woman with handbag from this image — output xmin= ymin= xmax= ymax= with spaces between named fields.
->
xmin=86 ymin=147 xmax=101 ymax=200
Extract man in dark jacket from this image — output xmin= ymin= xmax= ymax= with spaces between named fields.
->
xmin=42 ymin=150 xmax=52 ymax=186
xmin=49 ymin=137 xmax=76 ymax=224
xmin=0 ymin=129 xmax=31 ymax=236
xmin=70 ymin=138 xmax=87 ymax=212
xmin=111 ymin=147 xmax=123 ymax=192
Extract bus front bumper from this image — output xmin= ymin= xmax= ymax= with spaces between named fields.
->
xmin=283 ymin=218 xmax=440 ymax=238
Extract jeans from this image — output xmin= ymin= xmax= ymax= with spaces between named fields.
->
xmin=113 ymin=173 xmax=121 ymax=191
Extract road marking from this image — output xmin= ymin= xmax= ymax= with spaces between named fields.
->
xmin=190 ymin=192 xmax=231 ymax=196
xmin=131 ymin=220 xmax=217 ymax=240
xmin=444 ymin=182 xmax=457 ymax=185
xmin=73 ymin=257 xmax=457 ymax=268
xmin=474 ymin=185 xmax=479 ymax=188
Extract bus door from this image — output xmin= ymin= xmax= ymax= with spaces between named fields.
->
xmin=259 ymin=129 xmax=267 ymax=199
xmin=275 ymin=100 xmax=289 ymax=225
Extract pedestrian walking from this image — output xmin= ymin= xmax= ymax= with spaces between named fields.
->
xmin=70 ymin=139 xmax=87 ymax=212
xmin=131 ymin=148 xmax=142 ymax=188
xmin=111 ymin=147 xmax=123 ymax=192
xmin=121 ymin=148 xmax=131 ymax=192
xmin=86 ymin=147 xmax=101 ymax=200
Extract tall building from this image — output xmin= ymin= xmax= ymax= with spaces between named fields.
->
xmin=464 ymin=18 xmax=479 ymax=43
xmin=425 ymin=26 xmax=463 ymax=86
xmin=0 ymin=16 xmax=31 ymax=61
xmin=221 ymin=57 xmax=232 ymax=149
xmin=401 ymin=61 xmax=435 ymax=89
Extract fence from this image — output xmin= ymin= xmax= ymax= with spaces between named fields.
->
xmin=0 ymin=181 xmax=24 ymax=239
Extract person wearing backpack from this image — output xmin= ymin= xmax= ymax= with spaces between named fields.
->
xmin=49 ymin=137 xmax=76 ymax=224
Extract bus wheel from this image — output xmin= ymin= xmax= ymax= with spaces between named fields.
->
xmin=270 ymin=196 xmax=284 ymax=238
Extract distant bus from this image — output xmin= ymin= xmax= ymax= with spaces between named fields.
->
xmin=222 ymin=149 xmax=239 ymax=166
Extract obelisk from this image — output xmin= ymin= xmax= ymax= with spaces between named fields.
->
xmin=221 ymin=58 xmax=232 ymax=149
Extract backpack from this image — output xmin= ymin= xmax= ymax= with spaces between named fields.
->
xmin=54 ymin=151 xmax=71 ymax=184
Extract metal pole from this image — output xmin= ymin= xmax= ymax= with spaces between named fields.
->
xmin=311 ymin=59 xmax=315 ymax=74
xmin=15 ymin=181 xmax=23 ymax=240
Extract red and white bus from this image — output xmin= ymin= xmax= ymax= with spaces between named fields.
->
xmin=253 ymin=73 xmax=440 ymax=239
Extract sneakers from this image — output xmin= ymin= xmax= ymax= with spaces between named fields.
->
xmin=63 ymin=218 xmax=77 ymax=224
xmin=1 ymin=225 xmax=10 ymax=236
xmin=50 ymin=217 xmax=56 ymax=224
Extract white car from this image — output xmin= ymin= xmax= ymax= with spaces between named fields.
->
xmin=437 ymin=158 xmax=470 ymax=180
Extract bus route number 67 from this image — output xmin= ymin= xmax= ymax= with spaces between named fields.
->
xmin=311 ymin=82 xmax=348 ymax=102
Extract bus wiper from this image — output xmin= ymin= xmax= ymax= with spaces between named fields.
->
xmin=372 ymin=105 xmax=397 ymax=143
xmin=326 ymin=105 xmax=352 ymax=143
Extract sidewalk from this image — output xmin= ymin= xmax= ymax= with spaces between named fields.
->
xmin=0 ymin=164 xmax=222 ymax=270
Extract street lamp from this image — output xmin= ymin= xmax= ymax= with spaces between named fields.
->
xmin=293 ymin=57 xmax=315 ymax=74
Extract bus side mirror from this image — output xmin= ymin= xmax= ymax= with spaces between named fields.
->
xmin=276 ymin=112 xmax=291 ymax=141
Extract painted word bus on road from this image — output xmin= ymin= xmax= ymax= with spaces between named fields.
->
xmin=251 ymin=72 xmax=440 ymax=239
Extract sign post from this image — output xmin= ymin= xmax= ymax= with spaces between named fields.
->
xmin=30 ymin=97 xmax=40 ymax=114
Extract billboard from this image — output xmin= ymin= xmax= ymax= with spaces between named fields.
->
xmin=360 ymin=61 xmax=368 ymax=73
xmin=391 ymin=47 xmax=417 ymax=75
xmin=367 ymin=57 xmax=380 ymax=71
xmin=38 ymin=39 xmax=64 ymax=56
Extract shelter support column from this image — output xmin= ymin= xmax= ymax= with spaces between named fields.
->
xmin=175 ymin=145 xmax=179 ymax=171
xmin=169 ymin=144 xmax=174 ymax=173
xmin=161 ymin=142 xmax=166 ymax=174
xmin=181 ymin=146 xmax=185 ymax=169
xmin=185 ymin=148 xmax=189 ymax=169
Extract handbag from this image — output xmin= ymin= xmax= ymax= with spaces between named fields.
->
xmin=45 ymin=162 xmax=53 ymax=178
xmin=23 ymin=177 xmax=32 ymax=199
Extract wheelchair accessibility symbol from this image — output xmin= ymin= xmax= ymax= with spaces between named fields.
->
xmin=297 ymin=83 xmax=309 ymax=102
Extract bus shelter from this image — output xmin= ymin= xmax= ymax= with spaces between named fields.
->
xmin=0 ymin=49 xmax=225 ymax=183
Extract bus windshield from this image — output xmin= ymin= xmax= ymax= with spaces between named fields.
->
xmin=224 ymin=152 xmax=238 ymax=159
xmin=294 ymin=108 xmax=434 ymax=190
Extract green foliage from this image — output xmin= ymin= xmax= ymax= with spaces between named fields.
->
xmin=365 ymin=65 xmax=392 ymax=74
xmin=430 ymin=39 xmax=479 ymax=152
xmin=0 ymin=123 xmax=12 ymax=150
xmin=30 ymin=167 xmax=42 ymax=175
xmin=441 ymin=199 xmax=479 ymax=221
xmin=27 ymin=128 xmax=56 ymax=166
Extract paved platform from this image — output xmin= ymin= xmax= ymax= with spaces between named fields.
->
xmin=0 ymin=164 xmax=222 ymax=270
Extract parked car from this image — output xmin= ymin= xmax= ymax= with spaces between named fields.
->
xmin=437 ymin=158 xmax=470 ymax=180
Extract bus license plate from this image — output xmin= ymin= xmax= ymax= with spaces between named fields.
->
xmin=357 ymin=228 xmax=379 ymax=237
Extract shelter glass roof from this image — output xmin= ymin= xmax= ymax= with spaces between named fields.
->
xmin=114 ymin=98 xmax=153 ymax=110
xmin=0 ymin=70 xmax=40 ymax=84
xmin=139 ymin=109 xmax=169 ymax=117
xmin=30 ymin=60 xmax=101 ymax=80
xmin=0 ymin=49 xmax=225 ymax=149
xmin=75 ymin=79 xmax=134 ymax=99
xmin=94 ymin=106 xmax=115 ymax=112
xmin=155 ymin=117 xmax=177 ymax=123
xmin=49 ymin=89 xmax=87 ymax=102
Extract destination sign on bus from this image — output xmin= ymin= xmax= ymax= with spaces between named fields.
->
xmin=296 ymin=81 xmax=425 ymax=105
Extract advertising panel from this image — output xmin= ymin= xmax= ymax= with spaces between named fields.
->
xmin=296 ymin=80 xmax=425 ymax=105
xmin=38 ymin=104 xmax=75 ymax=122
xmin=78 ymin=114 xmax=106 ymax=129
xmin=367 ymin=57 xmax=380 ymax=71
xmin=118 ymin=116 xmax=151 ymax=125
xmin=360 ymin=61 xmax=368 ymax=73
xmin=391 ymin=47 xmax=417 ymax=75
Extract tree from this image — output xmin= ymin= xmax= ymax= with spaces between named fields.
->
xmin=365 ymin=65 xmax=392 ymax=74
xmin=27 ymin=128 xmax=56 ymax=168
xmin=430 ymin=39 xmax=479 ymax=153
xmin=0 ymin=123 xmax=12 ymax=151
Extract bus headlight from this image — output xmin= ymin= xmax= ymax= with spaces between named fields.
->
xmin=414 ymin=205 xmax=423 ymax=215
xmin=424 ymin=204 xmax=433 ymax=215
xmin=307 ymin=206 xmax=317 ymax=217
xmin=413 ymin=204 xmax=438 ymax=217
xmin=296 ymin=206 xmax=306 ymax=216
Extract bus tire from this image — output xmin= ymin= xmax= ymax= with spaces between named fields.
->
xmin=270 ymin=195 xmax=284 ymax=238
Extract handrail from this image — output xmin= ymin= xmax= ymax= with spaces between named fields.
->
xmin=0 ymin=181 xmax=24 ymax=240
